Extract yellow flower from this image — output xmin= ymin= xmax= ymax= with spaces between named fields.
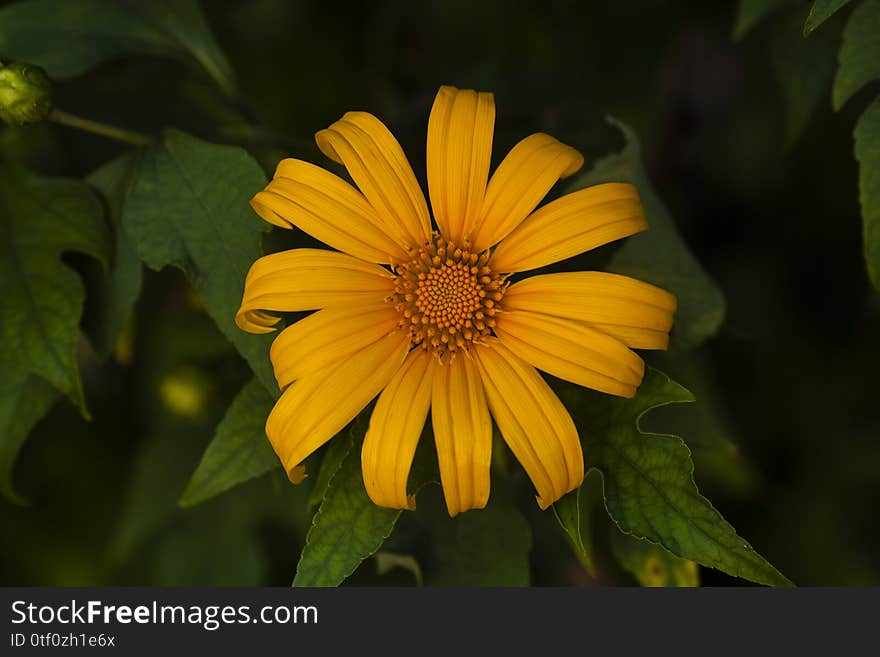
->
xmin=235 ymin=86 xmax=676 ymax=516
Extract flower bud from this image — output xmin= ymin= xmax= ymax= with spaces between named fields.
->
xmin=0 ymin=61 xmax=52 ymax=126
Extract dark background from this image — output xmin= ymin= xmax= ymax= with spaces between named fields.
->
xmin=1 ymin=0 xmax=878 ymax=586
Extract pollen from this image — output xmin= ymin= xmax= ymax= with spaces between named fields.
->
xmin=389 ymin=232 xmax=506 ymax=361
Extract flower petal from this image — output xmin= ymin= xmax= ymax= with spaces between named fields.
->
xmin=426 ymin=86 xmax=495 ymax=244
xmin=471 ymin=133 xmax=584 ymax=251
xmin=235 ymin=248 xmax=395 ymax=334
xmin=490 ymin=183 xmax=647 ymax=273
xmin=362 ymin=349 xmax=435 ymax=510
xmin=431 ymin=354 xmax=493 ymax=516
xmin=265 ymin=330 xmax=409 ymax=479
xmin=494 ymin=310 xmax=644 ymax=398
xmin=270 ymin=303 xmax=400 ymax=389
xmin=473 ymin=340 xmax=583 ymax=509
xmin=503 ymin=272 xmax=676 ymax=350
xmin=316 ymin=111 xmax=431 ymax=248
xmin=250 ymin=158 xmax=409 ymax=263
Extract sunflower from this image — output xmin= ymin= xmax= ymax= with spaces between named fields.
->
xmin=235 ymin=86 xmax=676 ymax=516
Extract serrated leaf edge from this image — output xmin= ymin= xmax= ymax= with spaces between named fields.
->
xmin=292 ymin=435 xmax=405 ymax=587
xmin=593 ymin=375 xmax=794 ymax=587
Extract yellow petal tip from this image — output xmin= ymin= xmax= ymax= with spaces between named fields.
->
xmin=314 ymin=127 xmax=342 ymax=165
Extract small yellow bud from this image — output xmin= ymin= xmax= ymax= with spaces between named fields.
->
xmin=0 ymin=61 xmax=52 ymax=126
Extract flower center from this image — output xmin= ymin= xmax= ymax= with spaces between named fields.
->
xmin=390 ymin=232 xmax=506 ymax=360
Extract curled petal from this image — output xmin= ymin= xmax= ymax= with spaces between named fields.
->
xmin=235 ymin=248 xmax=394 ymax=334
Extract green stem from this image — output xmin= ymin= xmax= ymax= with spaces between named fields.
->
xmin=48 ymin=109 xmax=150 ymax=145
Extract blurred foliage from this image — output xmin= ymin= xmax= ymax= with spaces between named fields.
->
xmin=611 ymin=530 xmax=699 ymax=588
xmin=1 ymin=0 xmax=878 ymax=587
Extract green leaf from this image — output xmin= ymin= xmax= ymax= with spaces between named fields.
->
xmin=0 ymin=364 xmax=58 ymax=503
xmin=855 ymin=97 xmax=880 ymax=290
xmin=293 ymin=414 xmax=438 ymax=587
xmin=552 ymin=469 xmax=601 ymax=575
xmin=306 ymin=432 xmax=357 ymax=509
xmin=733 ymin=0 xmax=793 ymax=39
xmin=180 ymin=378 xmax=278 ymax=507
xmin=553 ymin=488 xmax=586 ymax=557
xmin=771 ymin=8 xmax=839 ymax=144
xmin=611 ymin=529 xmax=700 ymax=587
xmin=293 ymin=428 xmax=399 ymax=587
xmin=558 ymin=368 xmax=792 ymax=587
xmin=417 ymin=484 xmax=532 ymax=587
xmin=833 ymin=0 xmax=880 ymax=110
xmin=126 ymin=0 xmax=237 ymax=96
xmin=804 ymin=0 xmax=852 ymax=35
xmin=570 ymin=119 xmax=725 ymax=349
xmin=0 ymin=0 xmax=236 ymax=94
xmin=85 ymin=153 xmax=143 ymax=359
xmin=0 ymin=160 xmax=110 ymax=412
xmin=121 ymin=129 xmax=276 ymax=393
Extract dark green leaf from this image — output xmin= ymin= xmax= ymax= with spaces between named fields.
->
xmin=126 ymin=0 xmax=237 ymax=96
xmin=306 ymin=432 xmax=356 ymax=509
xmin=611 ymin=529 xmax=699 ymax=587
xmin=0 ymin=160 xmax=110 ymax=412
xmin=855 ymin=97 xmax=880 ymax=290
xmin=293 ymin=431 xmax=400 ymax=587
xmin=0 ymin=364 xmax=58 ymax=503
xmin=417 ymin=484 xmax=532 ymax=587
xmin=804 ymin=0 xmax=852 ymax=35
xmin=733 ymin=0 xmax=794 ymax=39
xmin=771 ymin=8 xmax=839 ymax=144
xmin=832 ymin=0 xmax=880 ymax=110
xmin=121 ymin=129 xmax=275 ymax=392
xmin=570 ymin=119 xmax=725 ymax=349
xmin=180 ymin=378 xmax=278 ymax=507
xmin=293 ymin=415 xmax=438 ymax=587
xmin=559 ymin=368 xmax=792 ymax=586
xmin=85 ymin=153 xmax=143 ymax=359
xmin=553 ymin=488 xmax=585 ymax=556
xmin=552 ymin=470 xmax=602 ymax=575
xmin=0 ymin=0 xmax=235 ymax=94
